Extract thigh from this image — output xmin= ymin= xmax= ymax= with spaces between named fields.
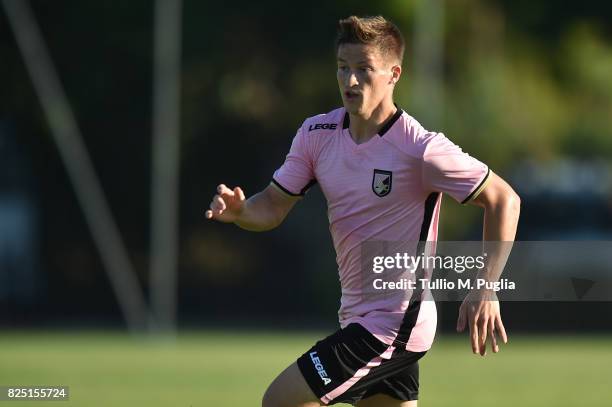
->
xmin=263 ymin=362 xmax=321 ymax=407
xmin=356 ymin=393 xmax=417 ymax=407
xmin=296 ymin=323 xmax=389 ymax=405
xmin=287 ymin=323 xmax=422 ymax=406
xmin=358 ymin=352 xmax=423 ymax=405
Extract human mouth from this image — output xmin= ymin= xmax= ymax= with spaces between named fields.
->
xmin=344 ymin=90 xmax=361 ymax=101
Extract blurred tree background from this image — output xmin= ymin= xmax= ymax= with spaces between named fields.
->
xmin=1 ymin=0 xmax=611 ymax=330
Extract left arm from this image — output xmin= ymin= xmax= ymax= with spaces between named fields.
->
xmin=456 ymin=171 xmax=521 ymax=356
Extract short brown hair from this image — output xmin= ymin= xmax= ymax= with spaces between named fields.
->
xmin=335 ymin=16 xmax=405 ymax=64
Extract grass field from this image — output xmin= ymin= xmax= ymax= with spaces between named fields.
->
xmin=0 ymin=331 xmax=611 ymax=406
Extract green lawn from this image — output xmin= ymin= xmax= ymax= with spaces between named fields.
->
xmin=0 ymin=331 xmax=610 ymax=406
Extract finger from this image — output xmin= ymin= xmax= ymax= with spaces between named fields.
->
xmin=209 ymin=201 xmax=224 ymax=216
xmin=217 ymin=184 xmax=234 ymax=197
xmin=469 ymin=316 xmax=479 ymax=354
xmin=212 ymin=195 xmax=226 ymax=211
xmin=456 ymin=305 xmax=466 ymax=332
xmin=234 ymin=186 xmax=245 ymax=201
xmin=479 ymin=316 xmax=488 ymax=356
xmin=496 ymin=314 xmax=508 ymax=344
xmin=205 ymin=209 xmax=213 ymax=219
xmin=490 ymin=319 xmax=499 ymax=353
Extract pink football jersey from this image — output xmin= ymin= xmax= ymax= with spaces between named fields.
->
xmin=272 ymin=107 xmax=490 ymax=351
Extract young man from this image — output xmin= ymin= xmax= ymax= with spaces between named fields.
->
xmin=206 ymin=15 xmax=520 ymax=407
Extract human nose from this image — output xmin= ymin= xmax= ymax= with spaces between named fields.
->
xmin=347 ymin=71 xmax=359 ymax=87
xmin=341 ymin=69 xmax=359 ymax=87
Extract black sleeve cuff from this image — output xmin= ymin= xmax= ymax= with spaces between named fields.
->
xmin=461 ymin=168 xmax=491 ymax=204
xmin=271 ymin=178 xmax=317 ymax=197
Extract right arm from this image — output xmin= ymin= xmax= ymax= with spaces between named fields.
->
xmin=206 ymin=122 xmax=313 ymax=230
xmin=205 ymin=183 xmax=299 ymax=231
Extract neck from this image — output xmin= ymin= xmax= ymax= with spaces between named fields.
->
xmin=348 ymin=100 xmax=397 ymax=144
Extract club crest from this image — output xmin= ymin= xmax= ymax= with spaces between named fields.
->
xmin=372 ymin=169 xmax=392 ymax=197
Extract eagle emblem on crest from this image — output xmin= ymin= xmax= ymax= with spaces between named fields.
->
xmin=372 ymin=169 xmax=392 ymax=197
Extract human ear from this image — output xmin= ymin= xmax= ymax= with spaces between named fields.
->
xmin=390 ymin=64 xmax=402 ymax=84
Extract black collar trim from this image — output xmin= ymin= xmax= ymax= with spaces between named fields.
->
xmin=342 ymin=112 xmax=350 ymax=129
xmin=378 ymin=107 xmax=403 ymax=137
xmin=341 ymin=106 xmax=403 ymax=137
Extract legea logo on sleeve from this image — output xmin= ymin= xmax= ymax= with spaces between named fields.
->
xmin=308 ymin=123 xmax=338 ymax=131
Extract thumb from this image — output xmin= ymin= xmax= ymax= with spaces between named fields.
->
xmin=234 ymin=186 xmax=245 ymax=201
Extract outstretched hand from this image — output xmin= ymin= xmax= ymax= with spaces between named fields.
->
xmin=456 ymin=289 xmax=508 ymax=356
xmin=205 ymin=184 xmax=246 ymax=223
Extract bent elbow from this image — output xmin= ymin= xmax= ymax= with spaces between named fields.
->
xmin=510 ymin=191 xmax=521 ymax=211
xmin=487 ymin=188 xmax=520 ymax=216
xmin=504 ymin=190 xmax=521 ymax=220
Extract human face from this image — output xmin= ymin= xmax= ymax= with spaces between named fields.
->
xmin=336 ymin=43 xmax=400 ymax=117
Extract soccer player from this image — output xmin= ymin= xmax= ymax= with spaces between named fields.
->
xmin=205 ymin=15 xmax=520 ymax=407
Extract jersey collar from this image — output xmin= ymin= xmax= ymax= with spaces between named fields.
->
xmin=342 ymin=105 xmax=404 ymax=137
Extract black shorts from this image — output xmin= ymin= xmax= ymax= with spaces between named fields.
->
xmin=297 ymin=323 xmax=427 ymax=405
